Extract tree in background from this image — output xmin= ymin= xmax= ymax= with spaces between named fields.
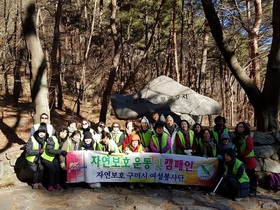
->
xmin=22 ymin=0 xmax=50 ymax=123
xmin=202 ymin=0 xmax=278 ymax=131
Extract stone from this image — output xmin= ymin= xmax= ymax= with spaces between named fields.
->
xmin=111 ymin=76 xmax=221 ymax=119
xmin=262 ymin=202 xmax=278 ymax=210
xmin=254 ymin=146 xmax=275 ymax=158
xmin=252 ymin=132 xmax=276 ymax=145
xmin=263 ymin=158 xmax=280 ymax=173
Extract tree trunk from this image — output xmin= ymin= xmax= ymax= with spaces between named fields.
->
xmin=99 ymin=0 xmax=121 ymax=123
xmin=50 ymin=0 xmax=63 ymax=110
xmin=22 ymin=0 xmax=49 ymax=124
xmin=202 ymin=0 xmax=279 ymax=132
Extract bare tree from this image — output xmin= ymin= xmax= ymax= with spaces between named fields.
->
xmin=22 ymin=0 xmax=49 ymax=123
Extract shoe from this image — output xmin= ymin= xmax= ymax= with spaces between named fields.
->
xmin=249 ymin=189 xmax=257 ymax=197
xmin=48 ymin=186 xmax=54 ymax=191
xmin=129 ymin=183 xmax=134 ymax=190
xmin=38 ymin=183 xmax=44 ymax=189
xmin=55 ymin=184 xmax=62 ymax=190
xmin=32 ymin=183 xmax=38 ymax=189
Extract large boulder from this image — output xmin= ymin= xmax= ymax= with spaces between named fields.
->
xmin=111 ymin=76 xmax=221 ymax=119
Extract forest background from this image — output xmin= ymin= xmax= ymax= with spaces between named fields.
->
xmin=0 ymin=0 xmax=278 ymax=132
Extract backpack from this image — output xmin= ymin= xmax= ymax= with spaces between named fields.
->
xmin=269 ymin=173 xmax=280 ymax=191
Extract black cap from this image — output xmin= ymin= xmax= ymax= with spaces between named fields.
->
xmin=38 ymin=123 xmax=47 ymax=133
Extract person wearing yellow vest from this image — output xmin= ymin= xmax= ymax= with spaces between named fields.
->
xmin=110 ymin=122 xmax=123 ymax=152
xmin=233 ymin=122 xmax=257 ymax=197
xmin=176 ymin=120 xmax=197 ymax=155
xmin=199 ymin=128 xmax=217 ymax=158
xmin=80 ymin=131 xmax=95 ymax=150
xmin=211 ymin=115 xmax=230 ymax=145
xmin=150 ymin=122 xmax=171 ymax=153
xmin=41 ymin=127 xmax=68 ymax=191
xmin=25 ymin=123 xmax=49 ymax=189
xmin=222 ymin=148 xmax=250 ymax=200
xmin=96 ymin=131 xmax=119 ymax=154
xmin=124 ymin=134 xmax=145 ymax=189
xmin=138 ymin=116 xmax=153 ymax=152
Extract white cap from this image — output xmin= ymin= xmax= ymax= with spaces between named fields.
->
xmin=141 ymin=116 xmax=149 ymax=124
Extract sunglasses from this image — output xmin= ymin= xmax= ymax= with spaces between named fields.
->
xmin=82 ymin=123 xmax=88 ymax=125
xmin=113 ymin=125 xmax=119 ymax=128
xmin=41 ymin=117 xmax=48 ymax=119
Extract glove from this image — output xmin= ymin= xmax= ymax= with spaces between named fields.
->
xmin=216 ymin=154 xmax=223 ymax=160
xmin=203 ymin=154 xmax=208 ymax=158
xmin=184 ymin=149 xmax=193 ymax=156
xmin=61 ymin=150 xmax=68 ymax=157
xmin=108 ymin=151 xmax=113 ymax=155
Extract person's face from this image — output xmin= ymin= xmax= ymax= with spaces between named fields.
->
xmin=84 ymin=138 xmax=92 ymax=144
xmin=141 ymin=122 xmax=148 ymax=130
xmin=59 ymin=130 xmax=68 ymax=139
xmin=194 ymin=125 xmax=201 ymax=133
xmin=166 ymin=118 xmax=174 ymax=127
xmin=102 ymin=136 xmax=109 ymax=145
xmin=222 ymin=138 xmax=229 ymax=145
xmin=69 ymin=122 xmax=76 ymax=129
xmin=112 ymin=124 xmax=120 ymax=131
xmin=237 ymin=123 xmax=245 ymax=133
xmin=180 ymin=121 xmax=188 ymax=131
xmin=72 ymin=133 xmax=81 ymax=142
xmin=97 ymin=126 xmax=104 ymax=132
xmin=203 ymin=130 xmax=211 ymax=140
xmin=82 ymin=121 xmax=89 ymax=129
xmin=224 ymin=153 xmax=232 ymax=162
xmin=216 ymin=118 xmax=224 ymax=126
xmin=131 ymin=140 xmax=139 ymax=148
xmin=38 ymin=131 xmax=46 ymax=138
xmin=152 ymin=113 xmax=159 ymax=121
xmin=126 ymin=122 xmax=133 ymax=130
xmin=40 ymin=115 xmax=48 ymax=123
xmin=155 ymin=126 xmax=163 ymax=134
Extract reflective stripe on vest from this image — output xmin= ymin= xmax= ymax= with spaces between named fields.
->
xmin=152 ymin=133 xmax=170 ymax=153
xmin=241 ymin=135 xmax=254 ymax=157
xmin=25 ymin=136 xmax=39 ymax=163
xmin=177 ymin=130 xmax=195 ymax=154
xmin=41 ymin=136 xmax=59 ymax=162
xmin=224 ymin=159 xmax=250 ymax=183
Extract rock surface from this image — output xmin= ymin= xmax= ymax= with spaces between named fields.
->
xmin=111 ymin=75 xmax=221 ymax=119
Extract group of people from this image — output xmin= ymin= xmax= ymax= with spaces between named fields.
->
xmin=24 ymin=112 xmax=257 ymax=201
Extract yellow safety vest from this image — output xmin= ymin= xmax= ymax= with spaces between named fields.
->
xmin=41 ymin=136 xmax=59 ymax=162
xmin=25 ymin=136 xmax=39 ymax=163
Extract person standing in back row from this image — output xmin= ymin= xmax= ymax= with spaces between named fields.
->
xmin=30 ymin=113 xmax=56 ymax=137
xmin=233 ymin=122 xmax=257 ymax=197
xmin=211 ymin=116 xmax=230 ymax=145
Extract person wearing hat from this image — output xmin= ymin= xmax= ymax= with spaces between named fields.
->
xmin=123 ymin=134 xmax=145 ymax=153
xmin=41 ymin=127 xmax=68 ymax=191
xmin=25 ymin=123 xmax=49 ymax=189
xmin=211 ymin=115 xmax=230 ymax=145
xmin=80 ymin=131 xmax=95 ymax=150
xmin=221 ymin=148 xmax=250 ymax=200
xmin=150 ymin=122 xmax=171 ymax=153
xmin=233 ymin=122 xmax=257 ymax=197
xmin=138 ymin=116 xmax=153 ymax=152
xmin=163 ymin=115 xmax=180 ymax=154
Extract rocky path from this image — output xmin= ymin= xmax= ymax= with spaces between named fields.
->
xmin=0 ymin=177 xmax=279 ymax=210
